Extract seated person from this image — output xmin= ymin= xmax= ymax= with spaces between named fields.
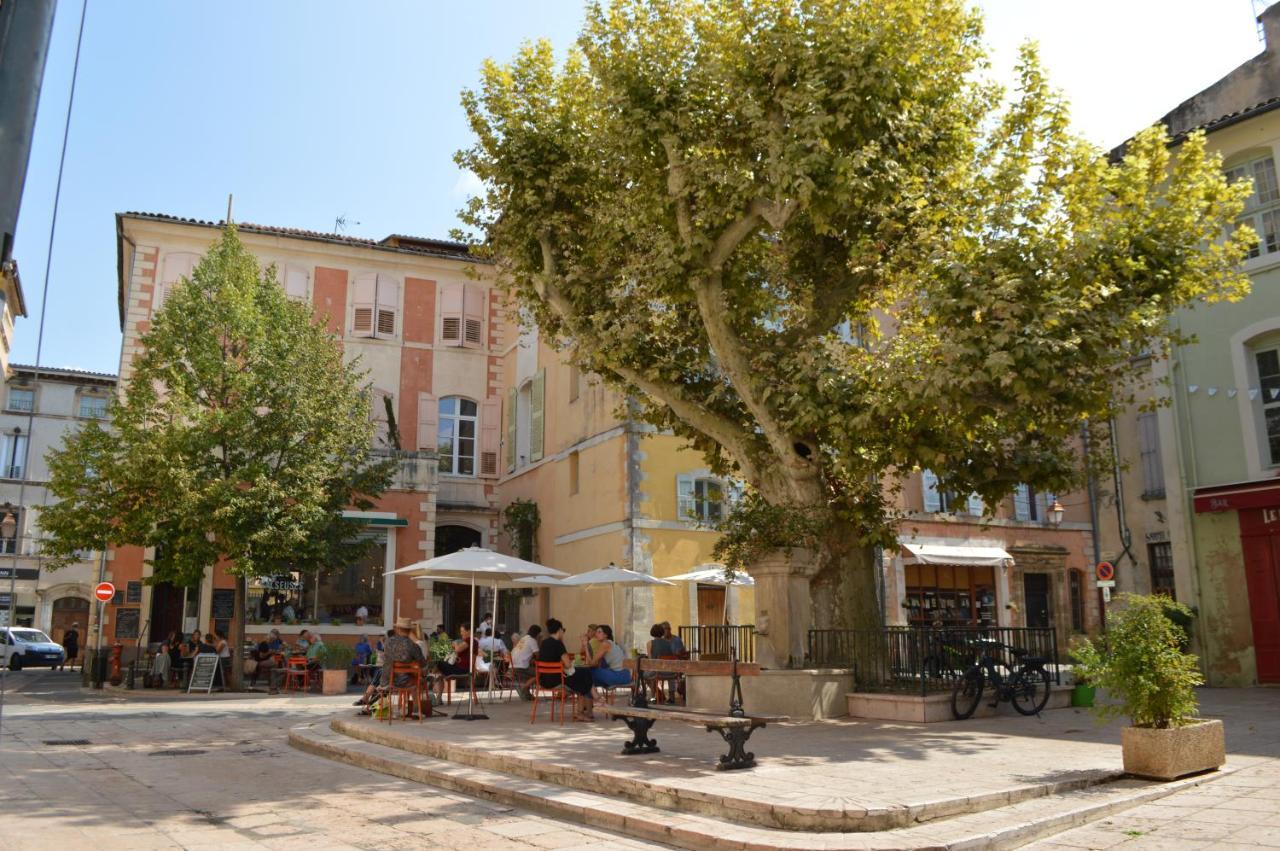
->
xmin=432 ymin=623 xmax=477 ymax=699
xmin=149 ymin=643 xmax=171 ymax=688
xmin=303 ymin=630 xmax=326 ymax=672
xmin=266 ymin=628 xmax=285 ymax=652
xmin=662 ymin=621 xmax=686 ymax=656
xmin=356 ymin=617 xmax=425 ymax=710
xmin=352 ymin=634 xmax=372 ymax=684
xmin=587 ymin=624 xmax=631 ymax=690
xmin=249 ymin=640 xmax=282 ymax=694
xmin=511 ymin=625 xmax=541 ymax=700
xmin=539 ymin=618 xmax=595 ymax=722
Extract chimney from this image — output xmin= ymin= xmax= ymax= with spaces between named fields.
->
xmin=1262 ymin=1 xmax=1280 ymax=53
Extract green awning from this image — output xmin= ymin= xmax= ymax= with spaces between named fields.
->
xmin=341 ymin=513 xmax=408 ymax=527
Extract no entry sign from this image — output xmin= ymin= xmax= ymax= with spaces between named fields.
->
xmin=94 ymin=581 xmax=115 ymax=602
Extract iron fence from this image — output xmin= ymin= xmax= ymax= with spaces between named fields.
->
xmin=678 ymin=624 xmax=756 ymax=663
xmin=807 ymin=625 xmax=1060 ymax=695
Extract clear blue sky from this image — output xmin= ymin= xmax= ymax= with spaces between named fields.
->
xmin=13 ymin=0 xmax=1268 ymax=375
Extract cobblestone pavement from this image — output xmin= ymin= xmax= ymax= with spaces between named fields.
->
xmin=0 ymin=669 xmax=670 ymax=851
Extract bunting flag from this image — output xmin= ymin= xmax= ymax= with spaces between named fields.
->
xmin=1187 ymin=385 xmax=1199 ymax=394
xmin=1207 ymin=387 xmax=1218 ymax=396
xmin=1228 ymin=389 xmax=1238 ymax=398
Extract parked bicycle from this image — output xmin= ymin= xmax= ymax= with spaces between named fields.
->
xmin=950 ymin=637 xmax=1052 ymax=719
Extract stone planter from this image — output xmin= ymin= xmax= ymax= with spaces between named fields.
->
xmin=747 ymin=548 xmax=819 ymax=669
xmin=1121 ymin=719 xmax=1225 ymax=780
xmin=321 ymin=669 xmax=348 ymax=695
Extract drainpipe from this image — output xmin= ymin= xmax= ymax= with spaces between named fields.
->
xmin=1082 ymin=421 xmax=1106 ymax=632
xmin=1108 ymin=417 xmax=1137 ymax=574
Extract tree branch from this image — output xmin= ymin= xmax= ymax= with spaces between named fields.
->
xmin=661 ymin=136 xmax=693 ymax=248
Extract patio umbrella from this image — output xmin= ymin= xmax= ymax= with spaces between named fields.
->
xmin=387 ymin=547 xmax=566 ymax=719
xmin=557 ymin=563 xmax=673 ymax=644
xmin=663 ymin=564 xmax=754 ymax=647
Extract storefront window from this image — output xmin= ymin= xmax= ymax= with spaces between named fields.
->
xmin=903 ymin=563 xmax=997 ymax=626
xmin=247 ymin=533 xmax=386 ymax=627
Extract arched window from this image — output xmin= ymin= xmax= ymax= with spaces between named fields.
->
xmin=1068 ymin=570 xmax=1085 ymax=633
xmin=438 ymin=397 xmax=478 ymax=476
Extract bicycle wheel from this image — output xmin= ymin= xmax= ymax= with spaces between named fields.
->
xmin=950 ymin=666 xmax=984 ymax=720
xmin=1011 ymin=668 xmax=1052 ymax=716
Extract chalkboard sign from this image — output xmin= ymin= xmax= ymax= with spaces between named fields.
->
xmin=114 ymin=607 xmax=140 ymax=639
xmin=111 ymin=590 xmax=124 ymax=606
xmin=187 ymin=652 xmax=222 ymax=693
xmin=126 ymin=581 xmax=142 ymax=603
xmin=212 ymin=588 xmax=235 ymax=639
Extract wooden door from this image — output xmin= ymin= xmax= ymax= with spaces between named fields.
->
xmin=50 ymin=597 xmax=89 ymax=646
xmin=1023 ymin=573 xmax=1052 ymax=629
xmin=696 ymin=584 xmax=727 ymax=659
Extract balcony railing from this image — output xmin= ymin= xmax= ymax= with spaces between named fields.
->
xmin=807 ymin=625 xmax=1061 ymax=695
xmin=678 ymin=624 xmax=756 ymax=663
xmin=372 ymin=449 xmax=437 ymax=493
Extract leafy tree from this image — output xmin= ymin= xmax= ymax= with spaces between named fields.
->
xmin=40 ymin=225 xmax=393 ymax=688
xmin=456 ymin=0 xmax=1253 ymax=642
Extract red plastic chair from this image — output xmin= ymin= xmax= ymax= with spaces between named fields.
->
xmin=386 ymin=662 xmax=425 ymax=723
xmin=282 ymin=654 xmax=311 ymax=693
xmin=531 ymin=661 xmax=568 ymax=725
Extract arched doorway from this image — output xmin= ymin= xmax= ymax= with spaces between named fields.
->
xmin=434 ymin=524 xmax=482 ymax=635
xmin=50 ymin=596 xmax=90 ymax=646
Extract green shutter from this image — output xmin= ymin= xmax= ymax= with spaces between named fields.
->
xmin=506 ymin=387 xmax=517 ymax=471
xmin=530 ymin=369 xmax=545 ymax=462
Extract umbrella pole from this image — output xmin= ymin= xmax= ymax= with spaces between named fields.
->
xmin=491 ymin=579 xmax=498 ymax=699
xmin=456 ymin=573 xmax=486 ymax=720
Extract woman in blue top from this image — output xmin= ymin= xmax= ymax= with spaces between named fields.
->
xmin=588 ymin=625 xmax=631 ymax=689
xmin=351 ymin=634 xmax=372 ymax=684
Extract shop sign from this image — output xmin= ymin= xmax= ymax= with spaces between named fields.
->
xmin=0 ymin=567 xmax=38 ymax=581
xmin=258 ymin=575 xmax=303 ymax=592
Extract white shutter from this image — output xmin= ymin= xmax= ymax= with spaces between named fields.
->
xmin=417 ymin=392 xmax=438 ymax=452
xmin=352 ymin=273 xmax=376 ymax=334
xmin=967 ymin=493 xmax=984 ymax=516
xmin=1041 ymin=491 xmax=1057 ymax=520
xmin=505 ymin=387 xmax=518 ymax=471
xmin=676 ymin=475 xmax=695 ymax=523
xmin=440 ymin=283 xmax=464 ymax=345
xmin=480 ymin=397 xmax=500 ymax=476
xmin=376 ymin=274 xmax=399 ymax=337
xmin=529 ymin=369 xmax=545 ymax=462
xmin=284 ymin=265 xmax=309 ymax=301
xmin=157 ymin=252 xmax=199 ymax=312
xmin=463 ymin=283 xmax=485 ymax=348
xmin=922 ymin=470 xmax=942 ymax=513
xmin=1014 ymin=484 xmax=1032 ymax=521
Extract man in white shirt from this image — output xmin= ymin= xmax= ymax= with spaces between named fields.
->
xmin=355 ymin=604 xmax=369 ymax=625
xmin=477 ymin=614 xmax=494 ymax=638
xmin=511 ymin=625 xmax=541 ymax=700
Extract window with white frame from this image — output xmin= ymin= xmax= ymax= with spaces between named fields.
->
xmin=1 ymin=432 xmax=27 ymax=479
xmin=922 ymin=470 xmax=983 ymax=515
xmin=1013 ymin=483 xmax=1057 ymax=522
xmin=676 ymin=474 xmax=742 ymax=525
xmin=79 ymin=395 xmax=108 ymax=419
xmin=1256 ymin=347 xmax=1280 ymax=465
xmin=1136 ymin=412 xmax=1165 ymax=497
xmin=1227 ymin=154 xmax=1280 ymax=259
xmin=438 ymin=397 xmax=478 ymax=476
xmin=6 ymin=387 xmax=33 ymax=412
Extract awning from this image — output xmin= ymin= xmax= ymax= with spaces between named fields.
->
xmin=902 ymin=543 xmax=1013 ymax=568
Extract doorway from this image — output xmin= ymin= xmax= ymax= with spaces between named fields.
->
xmin=149 ymin=582 xmax=185 ymax=643
xmin=1239 ymin=510 xmax=1280 ymax=683
xmin=50 ymin=596 xmax=89 ymax=646
xmin=1023 ymin=573 xmax=1052 ymax=629
xmin=434 ymin=524 xmax=482 ymax=636
xmin=696 ymin=584 xmax=725 ymax=626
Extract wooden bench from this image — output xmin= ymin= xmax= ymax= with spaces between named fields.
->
xmin=598 ymin=652 xmax=786 ymax=770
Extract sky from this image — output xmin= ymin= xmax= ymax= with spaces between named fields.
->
xmin=11 ymin=0 xmax=1270 ymax=376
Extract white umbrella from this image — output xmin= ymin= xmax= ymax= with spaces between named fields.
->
xmin=664 ymin=564 xmax=755 ymax=587
xmin=388 ymin=547 xmax=566 ymax=719
xmin=557 ymin=563 xmax=674 ymax=645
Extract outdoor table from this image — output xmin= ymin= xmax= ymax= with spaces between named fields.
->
xmin=355 ymin=663 xmax=378 ymax=685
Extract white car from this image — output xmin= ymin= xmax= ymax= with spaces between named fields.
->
xmin=1 ymin=628 xmax=66 ymax=670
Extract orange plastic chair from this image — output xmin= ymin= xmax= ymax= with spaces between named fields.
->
xmin=282 ymin=654 xmax=311 ymax=693
xmin=531 ymin=660 xmax=568 ymax=725
xmin=386 ymin=662 xmax=424 ymax=724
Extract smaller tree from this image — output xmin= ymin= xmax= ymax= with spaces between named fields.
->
xmin=41 ymin=225 xmax=393 ymax=688
xmin=1072 ymin=594 xmax=1203 ymax=729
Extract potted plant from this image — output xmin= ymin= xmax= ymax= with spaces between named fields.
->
xmin=1072 ymin=594 xmax=1224 ymax=780
xmin=317 ymin=643 xmax=355 ymax=695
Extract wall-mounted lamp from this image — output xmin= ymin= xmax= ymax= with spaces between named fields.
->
xmin=1048 ymin=500 xmax=1065 ymax=528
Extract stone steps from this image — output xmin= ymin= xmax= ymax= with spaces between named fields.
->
xmin=290 ymin=719 xmax=1237 ymax=850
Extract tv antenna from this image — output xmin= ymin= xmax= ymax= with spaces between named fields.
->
xmin=333 ymin=214 xmax=360 ymax=234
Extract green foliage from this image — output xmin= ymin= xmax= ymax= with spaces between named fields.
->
xmin=318 ymin=642 xmax=355 ymax=671
xmin=1071 ymin=594 xmax=1204 ymax=729
xmin=501 ymin=498 xmax=541 ymax=561
xmin=712 ymin=491 xmax=824 ymax=573
xmin=457 ymin=0 xmax=1251 ymax=623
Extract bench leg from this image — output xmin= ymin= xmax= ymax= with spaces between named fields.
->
xmin=618 ymin=716 xmax=660 ymax=755
xmin=709 ymin=723 xmax=761 ymax=770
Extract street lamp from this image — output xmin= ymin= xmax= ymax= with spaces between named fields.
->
xmin=1048 ymin=500 xmax=1065 ymax=528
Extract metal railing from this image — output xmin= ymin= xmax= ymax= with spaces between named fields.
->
xmin=807 ymin=625 xmax=1060 ymax=695
xmin=679 ymin=624 xmax=756 ymax=663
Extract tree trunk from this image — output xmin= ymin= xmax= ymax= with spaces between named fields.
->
xmin=231 ymin=574 xmax=246 ymax=691
xmin=809 ymin=538 xmax=881 ymax=632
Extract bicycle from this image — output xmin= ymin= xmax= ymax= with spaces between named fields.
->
xmin=950 ymin=637 xmax=1052 ymax=719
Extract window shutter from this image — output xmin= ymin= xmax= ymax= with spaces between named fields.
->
xmin=440 ymin=283 xmax=464 ymax=345
xmin=463 ymin=283 xmax=485 ymax=348
xmin=529 ymin=369 xmax=545 ymax=462
xmin=967 ymin=493 xmax=984 ymax=516
xmin=1013 ymin=484 xmax=1031 ymax=521
xmin=157 ymin=252 xmax=199 ymax=312
xmin=1041 ymin=491 xmax=1057 ymax=520
xmin=676 ymin=475 xmax=695 ymax=522
xmin=922 ymin=470 xmax=942 ymax=513
xmin=284 ymin=265 xmax=309 ymax=301
xmin=568 ymin=364 xmax=580 ymax=402
xmin=505 ymin=387 xmax=518 ymax=471
xmin=376 ymin=274 xmax=399 ymax=337
xmin=480 ymin=397 xmax=500 ymax=476
xmin=417 ymin=392 xmax=437 ymax=452
xmin=352 ymin=273 xmax=376 ymax=334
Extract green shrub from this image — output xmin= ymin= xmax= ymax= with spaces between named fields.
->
xmin=1071 ymin=593 xmax=1203 ymax=729
xmin=317 ymin=643 xmax=356 ymax=672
